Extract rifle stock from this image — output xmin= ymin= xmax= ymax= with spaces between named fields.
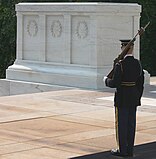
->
xmin=107 ymin=22 xmax=150 ymax=79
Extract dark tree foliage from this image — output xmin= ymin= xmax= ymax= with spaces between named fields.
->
xmin=0 ymin=1 xmax=16 ymax=77
xmin=0 ymin=0 xmax=156 ymax=78
xmin=138 ymin=0 xmax=156 ymax=76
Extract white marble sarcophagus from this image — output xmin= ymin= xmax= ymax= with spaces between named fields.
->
xmin=6 ymin=3 xmax=141 ymax=89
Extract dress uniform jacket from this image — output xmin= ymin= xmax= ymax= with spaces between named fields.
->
xmin=105 ymin=55 xmax=144 ymax=108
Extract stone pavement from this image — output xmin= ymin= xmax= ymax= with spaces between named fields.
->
xmin=0 ymin=80 xmax=156 ymax=158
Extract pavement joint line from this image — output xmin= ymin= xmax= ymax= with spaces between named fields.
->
xmin=42 ymin=145 xmax=103 ymax=156
xmin=48 ymin=117 xmax=114 ymax=129
xmin=0 ymin=116 xmax=47 ymax=125
xmin=0 ymin=141 xmax=23 ymax=147
xmin=138 ymin=119 xmax=156 ymax=124
xmin=0 ymin=146 xmax=45 ymax=156
xmin=0 ymin=113 xmax=71 ymax=125
xmin=137 ymin=119 xmax=156 ymax=124
xmin=0 ymin=136 xmax=51 ymax=147
xmin=71 ymin=141 xmax=112 ymax=150
xmin=54 ymin=132 xmax=116 ymax=143
xmin=0 ymin=139 xmax=19 ymax=147
xmin=36 ymin=145 xmax=84 ymax=155
xmin=38 ymin=144 xmax=81 ymax=155
xmin=23 ymin=135 xmax=114 ymax=150
xmin=69 ymin=114 xmax=115 ymax=123
xmin=0 ymin=103 xmax=35 ymax=111
xmin=138 ymin=127 xmax=156 ymax=132
xmin=0 ymin=139 xmax=42 ymax=147
xmin=21 ymin=107 xmax=108 ymax=115
xmin=43 ymin=108 xmax=106 ymax=117
xmin=21 ymin=129 xmax=114 ymax=143
xmin=47 ymin=97 xmax=113 ymax=106
xmin=64 ymin=134 xmax=116 ymax=145
xmin=2 ymin=129 xmax=112 ymax=144
xmin=137 ymin=127 xmax=156 ymax=132
xmin=0 ymin=124 xmax=114 ymax=145
xmin=0 ymin=133 xmax=41 ymax=143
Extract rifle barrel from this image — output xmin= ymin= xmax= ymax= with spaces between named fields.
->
xmin=106 ymin=21 xmax=150 ymax=79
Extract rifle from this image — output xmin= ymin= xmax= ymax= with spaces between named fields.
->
xmin=107 ymin=21 xmax=150 ymax=79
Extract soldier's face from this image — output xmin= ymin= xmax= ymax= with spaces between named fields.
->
xmin=128 ymin=46 xmax=134 ymax=54
xmin=121 ymin=45 xmax=126 ymax=50
xmin=121 ymin=45 xmax=134 ymax=52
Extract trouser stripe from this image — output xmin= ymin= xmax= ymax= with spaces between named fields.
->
xmin=115 ymin=107 xmax=119 ymax=150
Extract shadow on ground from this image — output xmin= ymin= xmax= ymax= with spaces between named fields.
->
xmin=70 ymin=142 xmax=156 ymax=159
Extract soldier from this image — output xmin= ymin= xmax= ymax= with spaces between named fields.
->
xmin=103 ymin=40 xmax=144 ymax=157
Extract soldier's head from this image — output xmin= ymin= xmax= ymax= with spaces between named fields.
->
xmin=120 ymin=39 xmax=134 ymax=55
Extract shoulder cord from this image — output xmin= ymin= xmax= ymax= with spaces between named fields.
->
xmin=138 ymin=60 xmax=143 ymax=76
xmin=119 ymin=62 xmax=123 ymax=73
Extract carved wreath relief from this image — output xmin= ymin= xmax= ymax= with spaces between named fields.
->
xmin=27 ymin=20 xmax=38 ymax=37
xmin=51 ymin=20 xmax=62 ymax=38
xmin=76 ymin=21 xmax=88 ymax=39
xmin=26 ymin=18 xmax=88 ymax=40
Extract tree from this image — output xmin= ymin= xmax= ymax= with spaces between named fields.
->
xmin=0 ymin=0 xmax=17 ymax=78
xmin=138 ymin=0 xmax=156 ymax=75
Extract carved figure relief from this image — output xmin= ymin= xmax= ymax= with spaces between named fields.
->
xmin=51 ymin=20 xmax=62 ymax=38
xmin=27 ymin=20 xmax=38 ymax=37
xmin=76 ymin=21 xmax=88 ymax=39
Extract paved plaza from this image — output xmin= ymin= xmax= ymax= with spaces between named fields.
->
xmin=0 ymin=78 xmax=156 ymax=159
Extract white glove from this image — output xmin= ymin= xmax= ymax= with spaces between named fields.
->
xmin=103 ymin=76 xmax=108 ymax=82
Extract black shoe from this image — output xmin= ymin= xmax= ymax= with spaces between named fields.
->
xmin=127 ymin=153 xmax=134 ymax=157
xmin=111 ymin=149 xmax=128 ymax=157
xmin=127 ymin=151 xmax=134 ymax=157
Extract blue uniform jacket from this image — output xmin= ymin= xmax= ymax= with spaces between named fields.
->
xmin=105 ymin=56 xmax=144 ymax=108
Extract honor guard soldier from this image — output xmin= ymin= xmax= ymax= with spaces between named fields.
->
xmin=103 ymin=40 xmax=144 ymax=157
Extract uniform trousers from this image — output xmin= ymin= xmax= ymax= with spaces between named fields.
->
xmin=115 ymin=106 xmax=137 ymax=155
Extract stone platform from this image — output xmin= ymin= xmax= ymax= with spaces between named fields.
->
xmin=0 ymin=81 xmax=156 ymax=158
